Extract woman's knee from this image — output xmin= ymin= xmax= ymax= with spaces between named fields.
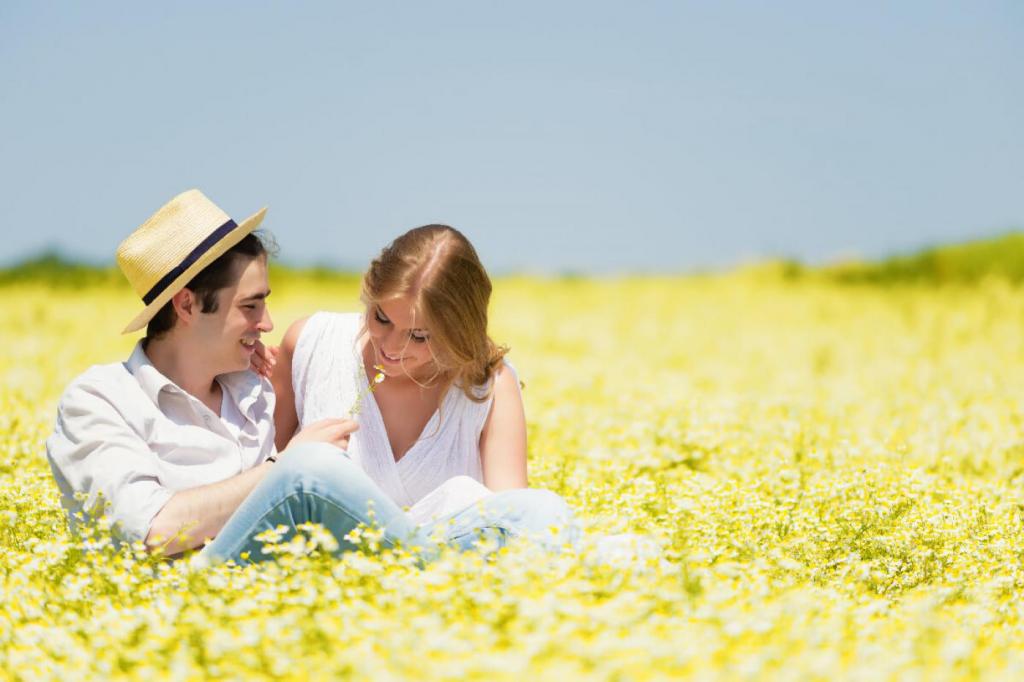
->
xmin=277 ymin=441 xmax=350 ymax=465
xmin=263 ymin=445 xmax=397 ymax=530
xmin=268 ymin=443 xmax=360 ymax=495
xmin=491 ymin=488 xmax=575 ymax=527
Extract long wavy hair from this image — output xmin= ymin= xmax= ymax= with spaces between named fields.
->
xmin=360 ymin=224 xmax=507 ymax=402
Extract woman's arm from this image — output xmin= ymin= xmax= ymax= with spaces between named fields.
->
xmin=479 ymin=364 xmax=528 ymax=490
xmin=270 ymin=317 xmax=309 ymax=452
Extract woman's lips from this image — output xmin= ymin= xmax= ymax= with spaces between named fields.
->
xmin=380 ymin=350 xmax=403 ymax=364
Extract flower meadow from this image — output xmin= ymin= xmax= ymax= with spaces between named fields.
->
xmin=3 ymin=267 xmax=1024 ymax=680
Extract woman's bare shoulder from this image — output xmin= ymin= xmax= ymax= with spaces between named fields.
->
xmin=281 ymin=316 xmax=312 ymax=353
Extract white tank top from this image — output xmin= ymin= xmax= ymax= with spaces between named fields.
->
xmin=291 ymin=312 xmax=499 ymax=515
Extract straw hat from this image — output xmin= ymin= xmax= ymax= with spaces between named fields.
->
xmin=116 ymin=189 xmax=267 ymax=334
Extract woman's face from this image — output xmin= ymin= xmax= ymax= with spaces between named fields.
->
xmin=366 ymin=295 xmax=439 ymax=381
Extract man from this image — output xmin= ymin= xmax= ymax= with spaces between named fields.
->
xmin=46 ymin=189 xmax=432 ymax=562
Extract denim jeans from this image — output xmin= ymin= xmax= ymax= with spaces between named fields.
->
xmin=198 ymin=442 xmax=577 ymax=566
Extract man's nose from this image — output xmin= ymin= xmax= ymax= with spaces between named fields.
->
xmin=258 ymin=307 xmax=274 ymax=333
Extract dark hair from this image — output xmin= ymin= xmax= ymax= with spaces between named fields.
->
xmin=145 ymin=232 xmax=271 ymax=340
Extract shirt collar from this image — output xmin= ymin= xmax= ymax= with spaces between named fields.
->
xmin=124 ymin=340 xmax=266 ymax=418
xmin=218 ymin=367 xmax=265 ymax=417
xmin=125 ymin=341 xmax=176 ymax=406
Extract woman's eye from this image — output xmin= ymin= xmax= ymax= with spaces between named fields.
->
xmin=411 ymin=333 xmax=429 ymax=344
xmin=374 ymin=308 xmax=390 ymax=324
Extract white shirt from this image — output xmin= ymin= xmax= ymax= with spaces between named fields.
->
xmin=46 ymin=341 xmax=276 ymax=544
xmin=219 ymin=389 xmax=248 ymax=442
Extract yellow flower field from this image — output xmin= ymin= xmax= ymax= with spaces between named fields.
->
xmin=3 ymin=268 xmax=1024 ymax=680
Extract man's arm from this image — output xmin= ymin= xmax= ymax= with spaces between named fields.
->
xmin=147 ymin=416 xmax=360 ymax=554
xmin=145 ymin=462 xmax=273 ymax=554
xmin=47 ymin=377 xmax=176 ymax=545
xmin=49 ymin=377 xmax=262 ymax=554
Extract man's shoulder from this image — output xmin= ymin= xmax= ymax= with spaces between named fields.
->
xmin=58 ymin=361 xmax=138 ymax=404
xmin=49 ymin=361 xmax=148 ymax=449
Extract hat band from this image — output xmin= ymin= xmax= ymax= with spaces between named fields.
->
xmin=142 ymin=219 xmax=238 ymax=305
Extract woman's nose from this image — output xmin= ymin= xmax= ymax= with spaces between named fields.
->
xmin=381 ymin=327 xmax=405 ymax=353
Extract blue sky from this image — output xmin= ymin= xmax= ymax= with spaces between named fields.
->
xmin=2 ymin=1 xmax=1021 ymax=273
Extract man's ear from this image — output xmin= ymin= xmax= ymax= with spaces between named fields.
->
xmin=170 ymin=289 xmax=197 ymax=326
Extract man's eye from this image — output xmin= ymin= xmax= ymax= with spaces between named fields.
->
xmin=242 ymin=304 xmax=257 ymax=310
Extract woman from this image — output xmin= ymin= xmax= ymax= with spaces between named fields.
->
xmin=263 ymin=224 xmax=576 ymax=548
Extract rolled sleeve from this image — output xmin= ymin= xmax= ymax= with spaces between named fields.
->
xmin=46 ymin=379 xmax=173 ymax=544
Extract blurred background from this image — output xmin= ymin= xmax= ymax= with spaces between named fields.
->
xmin=1 ymin=1 xmax=1021 ymax=275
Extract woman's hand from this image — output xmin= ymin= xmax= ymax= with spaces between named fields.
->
xmin=251 ymin=340 xmax=280 ymax=378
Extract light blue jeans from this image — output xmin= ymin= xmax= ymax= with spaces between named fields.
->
xmin=199 ymin=443 xmax=578 ymax=566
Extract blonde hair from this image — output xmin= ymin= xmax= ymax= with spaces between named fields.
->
xmin=360 ymin=225 xmax=507 ymax=402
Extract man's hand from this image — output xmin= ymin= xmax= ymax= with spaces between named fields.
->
xmin=251 ymin=340 xmax=279 ymax=378
xmin=286 ymin=418 xmax=359 ymax=452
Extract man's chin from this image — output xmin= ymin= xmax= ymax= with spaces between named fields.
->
xmin=221 ymin=354 xmax=254 ymax=375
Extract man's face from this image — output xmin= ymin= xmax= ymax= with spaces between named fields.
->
xmin=192 ymin=256 xmax=273 ymax=375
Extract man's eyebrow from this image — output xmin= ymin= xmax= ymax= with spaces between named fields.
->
xmin=239 ymin=290 xmax=271 ymax=302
